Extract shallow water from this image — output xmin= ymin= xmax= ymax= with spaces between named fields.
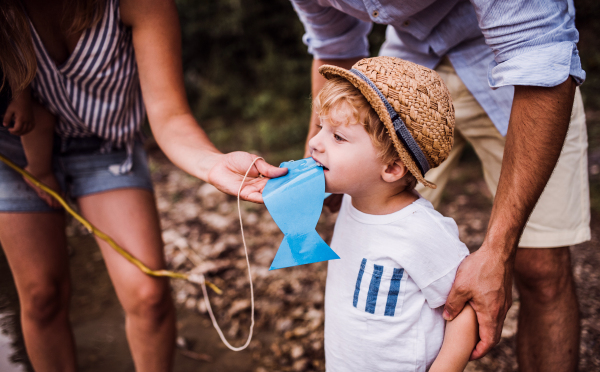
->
xmin=0 ymin=325 xmax=25 ymax=372
xmin=0 ymin=249 xmax=29 ymax=372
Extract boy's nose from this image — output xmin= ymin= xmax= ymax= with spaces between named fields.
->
xmin=308 ymin=131 xmax=324 ymax=154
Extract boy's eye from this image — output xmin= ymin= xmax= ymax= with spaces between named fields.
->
xmin=333 ymin=133 xmax=344 ymax=141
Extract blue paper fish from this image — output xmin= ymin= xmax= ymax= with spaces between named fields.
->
xmin=263 ymin=158 xmax=340 ymax=270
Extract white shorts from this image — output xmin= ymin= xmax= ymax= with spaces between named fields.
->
xmin=416 ymin=62 xmax=590 ymax=248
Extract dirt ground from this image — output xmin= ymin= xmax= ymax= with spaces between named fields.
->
xmin=1 ymin=135 xmax=599 ymax=371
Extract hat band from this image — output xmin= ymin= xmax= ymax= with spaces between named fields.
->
xmin=350 ymin=68 xmax=430 ymax=175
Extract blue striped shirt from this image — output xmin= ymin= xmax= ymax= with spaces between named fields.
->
xmin=290 ymin=0 xmax=585 ymax=135
xmin=29 ymin=0 xmax=144 ymax=172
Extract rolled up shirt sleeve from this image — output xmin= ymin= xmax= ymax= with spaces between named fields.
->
xmin=290 ymin=0 xmax=372 ymax=60
xmin=472 ymin=0 xmax=585 ymax=88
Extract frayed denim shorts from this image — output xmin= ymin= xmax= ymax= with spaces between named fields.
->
xmin=0 ymin=129 xmax=153 ymax=212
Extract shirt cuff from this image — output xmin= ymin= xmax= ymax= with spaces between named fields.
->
xmin=303 ymin=20 xmax=372 ymax=60
xmin=488 ymin=41 xmax=586 ymax=88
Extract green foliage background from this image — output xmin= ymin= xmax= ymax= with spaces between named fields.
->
xmin=175 ymin=0 xmax=386 ymax=163
xmin=175 ymin=0 xmax=600 ymax=212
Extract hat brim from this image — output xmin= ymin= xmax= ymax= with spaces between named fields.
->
xmin=319 ymin=65 xmax=436 ymax=189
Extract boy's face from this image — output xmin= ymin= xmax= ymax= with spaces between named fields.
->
xmin=308 ymin=106 xmax=386 ymax=196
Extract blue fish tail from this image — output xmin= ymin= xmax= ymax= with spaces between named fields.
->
xmin=269 ymin=230 xmax=340 ymax=270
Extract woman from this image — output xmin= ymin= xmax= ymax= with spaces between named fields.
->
xmin=0 ymin=0 xmax=285 ymax=370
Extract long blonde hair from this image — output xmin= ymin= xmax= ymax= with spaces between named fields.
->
xmin=0 ymin=0 xmax=105 ymax=95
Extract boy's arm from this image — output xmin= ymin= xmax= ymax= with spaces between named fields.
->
xmin=429 ymin=303 xmax=478 ymax=372
xmin=21 ymin=100 xmax=55 ymax=177
xmin=21 ymin=100 xmax=61 ymax=208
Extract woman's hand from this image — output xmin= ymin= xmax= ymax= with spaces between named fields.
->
xmin=3 ymin=87 xmax=34 ymax=135
xmin=207 ymin=152 xmax=288 ymax=203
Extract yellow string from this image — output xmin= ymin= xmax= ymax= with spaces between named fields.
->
xmin=0 ymin=152 xmax=222 ymax=295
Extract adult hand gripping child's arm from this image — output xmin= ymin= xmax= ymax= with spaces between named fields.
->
xmin=429 ymin=303 xmax=479 ymax=372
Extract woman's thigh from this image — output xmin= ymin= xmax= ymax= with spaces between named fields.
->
xmin=77 ymin=188 xmax=170 ymax=312
xmin=0 ymin=212 xmax=70 ymax=307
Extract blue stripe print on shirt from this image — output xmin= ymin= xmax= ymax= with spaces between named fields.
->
xmin=365 ymin=264 xmax=383 ymax=314
xmin=384 ymin=268 xmax=404 ymax=317
xmin=353 ymin=258 xmax=367 ymax=307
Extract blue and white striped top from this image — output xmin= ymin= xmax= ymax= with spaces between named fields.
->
xmin=29 ymin=0 xmax=144 ymax=173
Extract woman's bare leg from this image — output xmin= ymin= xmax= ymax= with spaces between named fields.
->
xmin=0 ymin=212 xmax=76 ymax=372
xmin=77 ymin=188 xmax=175 ymax=372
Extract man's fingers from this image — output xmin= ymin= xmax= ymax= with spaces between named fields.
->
xmin=443 ymin=283 xmax=469 ymax=320
xmin=469 ymin=307 xmax=501 ymax=360
xmin=470 ymin=326 xmax=496 ymax=360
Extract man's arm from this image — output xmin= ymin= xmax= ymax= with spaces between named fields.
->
xmin=443 ymin=77 xmax=576 ymax=359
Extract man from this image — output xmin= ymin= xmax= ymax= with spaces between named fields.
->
xmin=291 ymin=0 xmax=589 ymax=370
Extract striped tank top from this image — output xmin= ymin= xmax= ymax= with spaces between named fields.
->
xmin=29 ymin=0 xmax=145 ymax=174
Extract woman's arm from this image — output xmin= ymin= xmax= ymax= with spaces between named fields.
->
xmin=429 ymin=304 xmax=478 ymax=372
xmin=120 ymin=0 xmax=286 ymax=203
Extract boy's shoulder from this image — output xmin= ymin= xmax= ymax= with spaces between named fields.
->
xmin=339 ymin=194 xmax=466 ymax=254
xmin=388 ymin=197 xmax=460 ymax=240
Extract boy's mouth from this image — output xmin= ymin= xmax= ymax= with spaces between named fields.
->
xmin=312 ymin=157 xmax=329 ymax=171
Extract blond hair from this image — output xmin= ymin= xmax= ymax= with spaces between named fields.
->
xmin=0 ymin=0 xmax=105 ymax=94
xmin=315 ymin=77 xmax=404 ymax=166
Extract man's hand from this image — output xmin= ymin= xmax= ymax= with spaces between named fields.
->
xmin=443 ymin=245 xmax=514 ymax=360
xmin=443 ymin=77 xmax=576 ymax=360
xmin=3 ymin=87 xmax=34 ymax=135
xmin=207 ymin=152 xmax=288 ymax=203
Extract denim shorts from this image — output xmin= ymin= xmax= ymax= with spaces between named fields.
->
xmin=0 ymin=129 xmax=153 ymax=212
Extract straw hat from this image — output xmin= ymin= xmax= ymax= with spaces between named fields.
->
xmin=319 ymin=56 xmax=455 ymax=189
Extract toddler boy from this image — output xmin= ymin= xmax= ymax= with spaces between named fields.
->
xmin=309 ymin=56 xmax=477 ymax=371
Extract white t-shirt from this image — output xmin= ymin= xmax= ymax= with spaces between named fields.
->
xmin=325 ymin=195 xmax=469 ymax=372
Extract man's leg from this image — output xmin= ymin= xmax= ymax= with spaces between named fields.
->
xmin=77 ymin=188 xmax=176 ymax=372
xmin=431 ymin=61 xmax=588 ymax=369
xmin=514 ymin=248 xmax=579 ymax=372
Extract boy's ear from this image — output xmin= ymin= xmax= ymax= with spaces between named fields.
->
xmin=381 ymin=160 xmax=409 ymax=183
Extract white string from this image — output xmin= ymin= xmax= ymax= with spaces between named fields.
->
xmin=197 ymin=156 xmax=263 ymax=351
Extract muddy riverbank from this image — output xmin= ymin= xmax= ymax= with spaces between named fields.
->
xmin=1 ymin=144 xmax=599 ymax=371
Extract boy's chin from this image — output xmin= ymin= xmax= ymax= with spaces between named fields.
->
xmin=324 ymin=186 xmax=341 ymax=194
